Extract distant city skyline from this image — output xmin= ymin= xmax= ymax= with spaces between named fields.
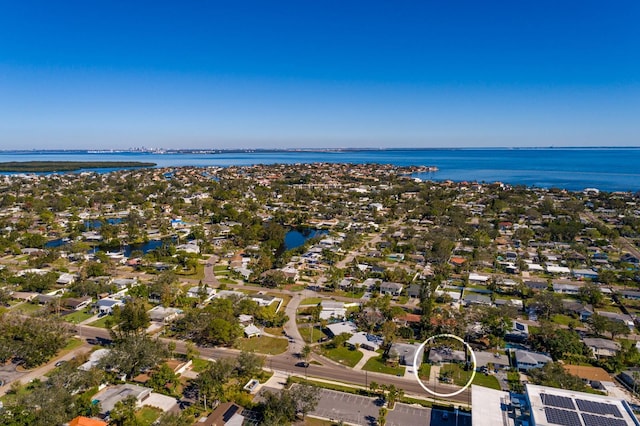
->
xmin=1 ymin=1 xmax=639 ymax=150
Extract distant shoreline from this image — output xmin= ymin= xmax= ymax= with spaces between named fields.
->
xmin=0 ymin=146 xmax=639 ymax=155
xmin=0 ymin=161 xmax=156 ymax=172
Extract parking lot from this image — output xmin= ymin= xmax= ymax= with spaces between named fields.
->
xmin=309 ymin=388 xmax=432 ymax=426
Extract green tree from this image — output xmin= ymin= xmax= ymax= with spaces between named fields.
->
xmin=109 ymin=395 xmax=140 ymax=426
xmin=236 ymin=351 xmax=265 ymax=379
xmin=99 ymin=334 xmax=167 ymax=380
xmin=148 ymin=363 xmax=180 ymax=396
xmin=529 ymin=362 xmax=587 ymax=391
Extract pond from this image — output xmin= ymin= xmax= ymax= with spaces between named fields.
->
xmin=284 ymin=228 xmax=328 ymax=251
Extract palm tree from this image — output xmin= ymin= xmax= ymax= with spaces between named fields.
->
xmin=301 ymin=344 xmax=311 ymax=361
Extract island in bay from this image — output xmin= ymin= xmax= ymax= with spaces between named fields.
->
xmin=0 ymin=161 xmax=156 ymax=172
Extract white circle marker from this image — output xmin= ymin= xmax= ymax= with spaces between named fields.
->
xmin=412 ymin=333 xmax=476 ymax=398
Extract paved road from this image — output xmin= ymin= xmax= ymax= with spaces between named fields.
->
xmin=72 ymin=325 xmax=471 ymax=405
xmin=202 ymin=254 xmax=220 ymax=286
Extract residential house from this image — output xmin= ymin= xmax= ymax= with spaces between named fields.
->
xmin=553 ymin=283 xmax=580 ymax=295
xmin=572 ymin=269 xmax=599 ymax=281
xmin=474 ymin=351 xmax=511 ymax=370
xmin=201 ymin=402 xmax=246 ymax=426
xmin=428 ymin=347 xmax=466 ymax=364
xmin=407 ymin=283 xmax=422 ymax=299
xmin=524 ymin=280 xmax=548 ymax=292
xmin=463 ymin=293 xmax=492 ymax=306
xmin=91 ymin=384 xmax=152 ymax=419
xmin=469 ymin=273 xmax=490 ymax=284
xmin=583 ymin=338 xmax=621 ymax=358
xmin=596 ymin=311 xmax=635 ymax=331
xmin=96 ymin=298 xmax=124 ymax=315
xmin=505 ymin=320 xmax=529 ymax=343
xmin=319 ymin=300 xmax=346 ymax=321
xmin=563 ymin=300 xmax=594 ymax=322
xmin=67 ymin=416 xmax=108 ymax=426
xmin=380 ymin=281 xmax=404 ymax=296
xmin=326 ymin=321 xmax=358 ymax=338
xmin=388 ymin=342 xmax=423 ymax=366
xmin=147 ymin=306 xmax=182 ymax=323
xmin=57 ymin=273 xmax=76 ymax=286
xmin=243 ymin=324 xmax=262 ymax=338
xmin=64 ymin=296 xmax=92 ymax=311
xmin=621 ymin=290 xmax=640 ymax=301
xmin=186 ymin=286 xmax=216 ymax=303
xmin=514 ymin=350 xmax=552 ymax=371
xmin=346 ymin=332 xmax=383 ymax=351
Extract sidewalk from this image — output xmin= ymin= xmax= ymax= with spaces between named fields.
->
xmin=353 ymin=349 xmax=378 ymax=370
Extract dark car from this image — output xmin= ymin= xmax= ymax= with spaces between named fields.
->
xmin=55 ymin=360 xmax=66 ymax=367
xmin=295 ymin=361 xmax=310 ymax=368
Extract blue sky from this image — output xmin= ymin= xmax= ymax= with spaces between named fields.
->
xmin=0 ymin=1 xmax=639 ymax=149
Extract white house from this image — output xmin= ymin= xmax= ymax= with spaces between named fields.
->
xmin=96 ymin=298 xmax=124 ymax=315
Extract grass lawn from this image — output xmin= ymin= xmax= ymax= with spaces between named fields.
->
xmin=136 ymin=406 xmax=162 ymax=426
xmin=63 ymin=309 xmax=93 ymax=324
xmin=234 ymin=336 xmax=288 ymax=355
xmin=177 ymin=263 xmax=204 ymax=280
xmin=419 ymin=363 xmax=431 ymax=379
xmin=191 ymin=357 xmax=213 ymax=373
xmin=62 ymin=337 xmax=84 ymax=351
xmin=440 ymin=364 xmax=501 ymax=390
xmin=552 ymin=314 xmax=576 ymax=326
xmin=214 ymin=265 xmax=229 ymax=272
xmin=304 ymin=417 xmax=334 ymax=426
xmin=300 ymin=297 xmax=324 ymax=305
xmin=218 ymin=278 xmax=237 ymax=285
xmin=264 ymin=327 xmax=284 ymax=335
xmin=362 ymin=356 xmax=405 ymax=376
xmin=321 ymin=345 xmax=363 ymax=368
xmin=88 ymin=315 xmax=113 ymax=329
xmin=15 ymin=302 xmax=42 ymax=314
xmin=299 ymin=325 xmax=330 ymax=344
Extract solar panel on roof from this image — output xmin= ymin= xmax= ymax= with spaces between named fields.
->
xmin=541 ymin=393 xmax=576 ymax=410
xmin=576 ymin=399 xmax=623 ymax=418
xmin=545 ymin=407 xmax=581 ymax=426
xmin=582 ymin=413 xmax=627 ymax=426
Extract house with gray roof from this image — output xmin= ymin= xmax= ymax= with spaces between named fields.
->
xmin=389 ymin=342 xmax=423 ymax=366
xmin=514 ymin=349 xmax=552 ymax=371
xmin=380 ymin=281 xmax=404 ymax=296
xmin=583 ymin=337 xmax=621 ymax=358
xmin=92 ymin=384 xmax=152 ymax=418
